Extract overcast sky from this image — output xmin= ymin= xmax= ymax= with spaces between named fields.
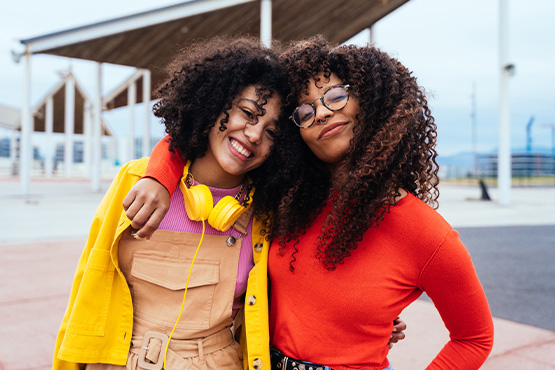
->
xmin=1 ymin=0 xmax=554 ymax=157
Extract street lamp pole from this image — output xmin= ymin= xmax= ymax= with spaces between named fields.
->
xmin=498 ymin=0 xmax=513 ymax=206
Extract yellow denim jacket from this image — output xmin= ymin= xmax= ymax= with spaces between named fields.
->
xmin=53 ymin=158 xmax=271 ymax=370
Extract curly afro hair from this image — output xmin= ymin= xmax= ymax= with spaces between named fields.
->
xmin=273 ymin=35 xmax=440 ymax=270
xmin=153 ymin=36 xmax=304 ymax=231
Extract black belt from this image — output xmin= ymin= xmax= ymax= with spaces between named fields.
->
xmin=270 ymin=347 xmax=333 ymax=370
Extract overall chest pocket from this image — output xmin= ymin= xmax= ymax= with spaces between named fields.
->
xmin=130 ymin=253 xmax=220 ymax=330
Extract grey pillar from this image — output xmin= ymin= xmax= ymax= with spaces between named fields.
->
xmin=20 ymin=51 xmax=31 ymax=195
xmin=45 ymin=96 xmax=54 ymax=177
xmin=64 ymin=77 xmax=75 ymax=178
xmin=142 ymin=70 xmax=151 ymax=157
xmin=91 ymin=63 xmax=102 ymax=192
xmin=260 ymin=0 xmax=272 ymax=47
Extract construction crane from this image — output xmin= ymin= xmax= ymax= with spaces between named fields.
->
xmin=526 ymin=116 xmax=535 ymax=152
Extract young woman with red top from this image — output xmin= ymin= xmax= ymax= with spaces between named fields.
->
xmin=124 ymin=36 xmax=492 ymax=369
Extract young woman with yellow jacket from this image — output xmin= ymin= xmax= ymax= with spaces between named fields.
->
xmin=53 ymin=36 xmax=302 ymax=370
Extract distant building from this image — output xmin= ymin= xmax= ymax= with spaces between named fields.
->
xmin=0 ymin=137 xmax=9 ymax=157
xmin=0 ymin=136 xmax=40 ymax=160
xmin=478 ymin=153 xmax=555 ymax=177
xmin=55 ymin=142 xmax=83 ymax=163
xmin=54 ymin=141 xmax=109 ymax=163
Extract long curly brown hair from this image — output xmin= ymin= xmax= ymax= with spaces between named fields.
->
xmin=153 ymin=36 xmax=304 ymax=230
xmin=273 ymin=35 xmax=440 ymax=270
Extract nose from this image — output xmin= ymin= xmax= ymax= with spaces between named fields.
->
xmin=314 ymin=99 xmax=333 ymax=124
xmin=243 ymin=123 xmax=262 ymax=145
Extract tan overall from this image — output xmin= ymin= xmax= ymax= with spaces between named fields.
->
xmin=87 ymin=212 xmax=251 ymax=370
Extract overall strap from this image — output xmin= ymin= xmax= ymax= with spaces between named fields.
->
xmin=232 ymin=206 xmax=255 ymax=235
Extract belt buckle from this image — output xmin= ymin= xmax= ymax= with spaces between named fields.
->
xmin=137 ymin=331 xmax=169 ymax=370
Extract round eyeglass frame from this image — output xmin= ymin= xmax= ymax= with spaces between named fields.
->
xmin=289 ymin=85 xmax=350 ymax=128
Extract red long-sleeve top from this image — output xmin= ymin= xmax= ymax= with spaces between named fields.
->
xmin=269 ymin=196 xmax=494 ymax=370
xmin=144 ymin=136 xmax=494 ymax=370
xmin=143 ymin=135 xmax=185 ymax=194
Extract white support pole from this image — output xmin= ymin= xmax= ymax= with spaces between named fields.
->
xmin=369 ymin=25 xmax=375 ymax=45
xmin=20 ymin=51 xmax=31 ymax=195
xmin=91 ymin=63 xmax=102 ymax=192
xmin=142 ymin=70 xmax=151 ymax=157
xmin=83 ymin=100 xmax=92 ymax=178
xmin=471 ymin=83 xmax=478 ymax=177
xmin=45 ymin=96 xmax=54 ymax=177
xmin=9 ymin=129 xmax=17 ymax=176
xmin=64 ymin=76 xmax=75 ymax=178
xmin=260 ymin=0 xmax=272 ymax=47
xmin=498 ymin=0 xmax=511 ymax=206
xmin=128 ymin=80 xmax=136 ymax=161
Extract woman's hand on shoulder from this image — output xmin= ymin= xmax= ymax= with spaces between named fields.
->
xmin=122 ymin=177 xmax=170 ymax=239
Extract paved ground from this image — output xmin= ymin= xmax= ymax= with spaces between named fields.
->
xmin=392 ymin=184 xmax=555 ymax=369
xmin=459 ymin=225 xmax=555 ymax=331
xmin=1 ymin=177 xmax=554 ymax=369
xmin=0 ymin=177 xmax=112 ymax=244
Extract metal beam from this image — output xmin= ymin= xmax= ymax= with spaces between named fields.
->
xmin=102 ymin=69 xmax=144 ymax=110
xmin=21 ymin=0 xmax=256 ymax=54
xmin=20 ymin=51 xmax=31 ymax=195
xmin=142 ymin=70 xmax=151 ymax=157
xmin=91 ymin=63 xmax=102 ymax=192
xmin=128 ymin=80 xmax=136 ymax=162
xmin=83 ymin=100 xmax=92 ymax=178
xmin=260 ymin=0 xmax=272 ymax=47
xmin=45 ymin=96 xmax=54 ymax=177
xmin=64 ymin=76 xmax=75 ymax=178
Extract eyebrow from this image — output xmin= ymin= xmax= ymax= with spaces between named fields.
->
xmin=238 ymin=97 xmax=281 ymax=125
xmin=237 ymin=98 xmax=263 ymax=113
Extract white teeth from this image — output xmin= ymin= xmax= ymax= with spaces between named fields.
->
xmin=230 ymin=139 xmax=252 ymax=158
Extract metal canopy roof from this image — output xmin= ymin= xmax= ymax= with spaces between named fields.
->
xmin=20 ymin=0 xmax=409 ymax=109
xmin=30 ymin=75 xmax=113 ymax=136
xmin=12 ymin=73 xmax=112 ymax=136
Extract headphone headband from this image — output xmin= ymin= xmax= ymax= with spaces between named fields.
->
xmin=180 ymin=160 xmax=254 ymax=231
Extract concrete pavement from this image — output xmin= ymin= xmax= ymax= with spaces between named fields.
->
xmin=1 ymin=177 xmax=554 ymax=369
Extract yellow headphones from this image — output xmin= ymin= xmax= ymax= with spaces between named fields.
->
xmin=179 ymin=160 xmax=252 ymax=231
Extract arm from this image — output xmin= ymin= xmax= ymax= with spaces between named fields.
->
xmin=143 ymin=135 xmax=186 ymax=194
xmin=419 ymin=230 xmax=494 ymax=369
xmin=123 ymin=135 xmax=185 ymax=238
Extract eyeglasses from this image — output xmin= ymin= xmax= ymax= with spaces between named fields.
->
xmin=289 ymin=85 xmax=350 ymax=128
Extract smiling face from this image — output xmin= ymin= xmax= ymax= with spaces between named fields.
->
xmin=298 ymin=73 xmax=359 ymax=168
xmin=190 ymin=85 xmax=281 ymax=188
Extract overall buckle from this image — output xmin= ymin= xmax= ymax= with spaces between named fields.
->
xmin=137 ymin=331 xmax=169 ymax=370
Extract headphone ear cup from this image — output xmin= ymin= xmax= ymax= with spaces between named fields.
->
xmin=208 ymin=196 xmax=245 ymax=231
xmin=181 ymin=178 xmax=213 ymax=221
xmin=179 ymin=174 xmax=247 ymax=230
